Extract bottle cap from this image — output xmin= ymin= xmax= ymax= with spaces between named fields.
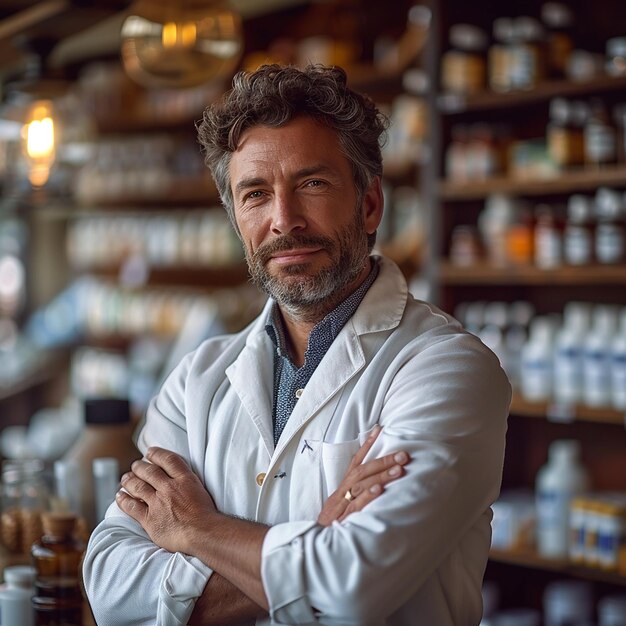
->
xmin=93 ymin=457 xmax=120 ymax=477
xmin=541 ymin=2 xmax=574 ymax=28
xmin=3 ymin=565 xmax=36 ymax=588
xmin=84 ymin=397 xmax=131 ymax=425
xmin=549 ymin=439 xmax=581 ymax=461
xmin=42 ymin=512 xmax=77 ymax=537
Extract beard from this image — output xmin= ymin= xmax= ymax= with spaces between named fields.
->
xmin=245 ymin=206 xmax=371 ymax=321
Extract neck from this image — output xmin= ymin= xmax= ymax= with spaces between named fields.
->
xmin=277 ymin=261 xmax=372 ymax=367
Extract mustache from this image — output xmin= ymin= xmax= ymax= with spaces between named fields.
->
xmin=253 ymin=234 xmax=335 ymax=264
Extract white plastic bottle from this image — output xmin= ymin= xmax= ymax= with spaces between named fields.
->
xmin=582 ymin=305 xmax=619 ymax=407
xmin=535 ymin=440 xmax=590 ymax=558
xmin=520 ymin=316 xmax=556 ymax=401
xmin=553 ymin=302 xmax=591 ymax=405
xmin=611 ymin=307 xmax=626 ymax=410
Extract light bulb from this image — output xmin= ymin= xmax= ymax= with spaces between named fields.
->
xmin=120 ymin=0 xmax=243 ymax=88
xmin=21 ymin=99 xmax=56 ymax=188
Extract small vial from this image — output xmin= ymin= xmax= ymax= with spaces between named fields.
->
xmin=93 ymin=457 xmax=120 ymax=524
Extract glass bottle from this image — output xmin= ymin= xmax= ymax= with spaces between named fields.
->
xmin=541 ymin=2 xmax=574 ymax=79
xmin=584 ymin=100 xmax=618 ymax=168
xmin=441 ymin=24 xmax=488 ymax=95
xmin=547 ymin=98 xmax=584 ymax=169
xmin=563 ymin=195 xmax=594 ymax=265
xmin=1 ymin=459 xmax=49 ymax=557
xmin=31 ymin=512 xmax=85 ymax=626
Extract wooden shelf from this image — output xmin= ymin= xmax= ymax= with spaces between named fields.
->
xmin=438 ymin=260 xmax=626 ymax=285
xmin=489 ymin=548 xmax=626 ymax=587
xmin=439 ymin=165 xmax=626 ymax=200
xmin=77 ymin=263 xmax=249 ymax=288
xmin=509 ymin=392 xmax=625 ymax=427
xmin=438 ymin=74 xmax=626 ymax=115
xmin=0 ymin=350 xmax=68 ymax=402
xmin=82 ymin=176 xmax=220 ymax=208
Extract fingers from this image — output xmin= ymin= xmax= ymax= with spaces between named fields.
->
xmin=347 ymin=425 xmax=382 ymax=471
xmin=116 ymin=489 xmax=148 ymax=523
xmin=120 ymin=466 xmax=157 ymax=502
xmin=145 ymin=447 xmax=191 ymax=478
xmin=349 ymin=450 xmax=409 ymax=486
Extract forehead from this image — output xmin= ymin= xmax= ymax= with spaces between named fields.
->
xmin=228 ymin=117 xmax=350 ymax=183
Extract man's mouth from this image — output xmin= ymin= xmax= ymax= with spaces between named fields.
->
xmin=268 ymin=248 xmax=323 ymax=265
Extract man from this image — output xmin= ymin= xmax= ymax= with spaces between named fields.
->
xmin=83 ymin=64 xmax=510 ymax=626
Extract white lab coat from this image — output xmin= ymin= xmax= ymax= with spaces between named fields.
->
xmin=83 ymin=256 xmax=511 ymax=626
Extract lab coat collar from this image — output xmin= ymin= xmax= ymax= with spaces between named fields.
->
xmin=226 ymin=255 xmax=408 ymax=457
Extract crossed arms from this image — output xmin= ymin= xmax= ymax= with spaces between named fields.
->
xmin=115 ymin=426 xmax=409 ymax=625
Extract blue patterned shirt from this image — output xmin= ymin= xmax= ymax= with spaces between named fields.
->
xmin=265 ymin=259 xmax=379 ymax=445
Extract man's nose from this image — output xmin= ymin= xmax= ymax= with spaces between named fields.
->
xmin=270 ymin=191 xmax=306 ymax=235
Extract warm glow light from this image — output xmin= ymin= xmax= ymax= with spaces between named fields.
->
xmin=26 ymin=116 xmax=54 ymax=159
xmin=121 ymin=0 xmax=243 ymax=88
xmin=22 ymin=100 xmax=56 ymax=187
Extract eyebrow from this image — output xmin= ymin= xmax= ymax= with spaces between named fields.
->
xmin=233 ymin=164 xmax=336 ymax=196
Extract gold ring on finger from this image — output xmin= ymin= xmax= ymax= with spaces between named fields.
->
xmin=344 ymin=488 xmax=355 ymax=502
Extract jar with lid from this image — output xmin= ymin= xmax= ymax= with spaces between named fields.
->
xmin=31 ymin=512 xmax=85 ymax=626
xmin=489 ymin=17 xmax=515 ymax=92
xmin=508 ymin=17 xmax=546 ymax=90
xmin=1 ymin=459 xmax=50 ymax=556
xmin=540 ymin=2 xmax=574 ymax=79
xmin=547 ymin=98 xmax=584 ymax=169
xmin=441 ymin=24 xmax=488 ymax=95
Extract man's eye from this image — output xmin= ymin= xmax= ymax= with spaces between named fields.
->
xmin=246 ymin=190 xmax=265 ymax=200
xmin=306 ymin=180 xmax=325 ymax=188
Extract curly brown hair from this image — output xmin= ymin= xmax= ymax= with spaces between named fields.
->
xmin=197 ymin=64 xmax=389 ymax=236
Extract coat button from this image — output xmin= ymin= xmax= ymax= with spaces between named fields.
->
xmin=295 ymin=388 xmax=304 ymax=399
xmin=256 ymin=472 xmax=266 ymax=486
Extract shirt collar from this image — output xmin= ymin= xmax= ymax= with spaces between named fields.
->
xmin=265 ymin=258 xmax=379 ymax=362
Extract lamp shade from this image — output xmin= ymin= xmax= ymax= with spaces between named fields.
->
xmin=120 ymin=0 xmax=243 ymax=88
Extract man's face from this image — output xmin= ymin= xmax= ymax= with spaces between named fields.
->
xmin=228 ymin=116 xmax=382 ymax=318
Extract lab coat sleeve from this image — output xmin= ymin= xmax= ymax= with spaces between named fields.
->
xmin=83 ymin=352 xmax=214 ymax=626
xmin=261 ymin=333 xmax=511 ymax=625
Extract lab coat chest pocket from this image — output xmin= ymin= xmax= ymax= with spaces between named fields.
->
xmin=320 ymin=426 xmax=377 ymax=496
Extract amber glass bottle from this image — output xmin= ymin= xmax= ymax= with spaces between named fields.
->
xmin=31 ymin=512 xmax=85 ymax=626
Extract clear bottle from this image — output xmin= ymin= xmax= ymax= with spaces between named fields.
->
xmin=31 ymin=512 xmax=85 ymax=626
xmin=1 ymin=459 xmax=49 ymax=557
xmin=611 ymin=307 xmax=626 ymax=410
xmin=582 ymin=304 xmax=620 ymax=407
xmin=534 ymin=204 xmax=562 ymax=269
xmin=563 ymin=194 xmax=594 ymax=265
xmin=595 ymin=187 xmax=625 ymax=265
xmin=584 ymin=100 xmax=618 ymax=168
xmin=520 ymin=316 xmax=556 ymax=401
xmin=543 ymin=579 xmax=593 ymax=626
xmin=536 ymin=440 xmax=590 ymax=558
xmin=93 ymin=457 xmax=120 ymax=525
xmin=553 ymin=302 xmax=591 ymax=405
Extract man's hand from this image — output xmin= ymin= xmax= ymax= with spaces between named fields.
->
xmin=317 ymin=425 xmax=410 ymax=527
xmin=116 ymin=447 xmax=217 ymax=555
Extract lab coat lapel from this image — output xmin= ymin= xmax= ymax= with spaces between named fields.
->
xmin=226 ymin=328 xmax=276 ymax=457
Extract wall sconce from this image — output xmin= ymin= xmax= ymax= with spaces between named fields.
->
xmin=120 ymin=0 xmax=244 ymax=88
xmin=21 ymin=99 xmax=56 ymax=188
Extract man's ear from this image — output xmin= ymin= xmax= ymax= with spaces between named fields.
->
xmin=363 ymin=176 xmax=384 ymax=235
